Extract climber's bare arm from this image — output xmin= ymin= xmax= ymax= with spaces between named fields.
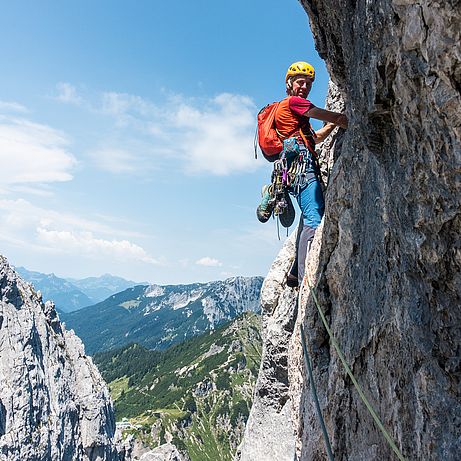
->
xmin=313 ymin=122 xmax=337 ymax=143
xmin=306 ymin=107 xmax=348 ymax=129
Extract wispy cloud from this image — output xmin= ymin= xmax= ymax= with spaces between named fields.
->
xmin=88 ymin=148 xmax=139 ymax=174
xmin=0 ymin=198 xmax=148 ymax=239
xmin=196 ymin=256 xmax=223 ymax=267
xmin=7 ymin=185 xmax=54 ymax=197
xmin=55 ymin=82 xmax=83 ymax=105
xmin=36 ymin=227 xmax=158 ymax=264
xmin=0 ymin=100 xmax=29 ymax=113
xmin=101 ymin=91 xmax=155 ymax=119
xmin=0 ymin=198 xmax=159 ymax=265
xmin=0 ymin=115 xmax=77 ymax=189
xmin=58 ymin=85 xmax=260 ymax=177
xmin=172 ymin=93 xmax=256 ymax=175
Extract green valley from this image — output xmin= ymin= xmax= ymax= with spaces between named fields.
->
xmin=93 ymin=313 xmax=262 ymax=461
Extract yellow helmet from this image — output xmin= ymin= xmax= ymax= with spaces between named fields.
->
xmin=285 ymin=61 xmax=315 ymax=82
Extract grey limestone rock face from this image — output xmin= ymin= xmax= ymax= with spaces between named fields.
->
xmin=242 ymin=1 xmax=460 ymax=460
xmin=0 ymin=255 xmax=119 ymax=460
xmin=138 ymin=443 xmax=185 ymax=461
xmin=235 ymin=232 xmax=298 ymax=461
xmin=293 ymin=0 xmax=461 ymax=459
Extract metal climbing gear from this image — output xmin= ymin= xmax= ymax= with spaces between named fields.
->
xmin=257 ymin=136 xmax=320 ymax=231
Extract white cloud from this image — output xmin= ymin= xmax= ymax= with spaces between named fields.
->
xmin=100 ymin=92 xmax=159 ymax=129
xmin=196 ymin=256 xmax=223 ymax=267
xmin=172 ymin=93 xmax=257 ymax=175
xmin=102 ymin=92 xmax=153 ymax=116
xmin=88 ymin=148 xmax=138 ymax=174
xmin=0 ymin=198 xmax=147 ymax=240
xmin=36 ymin=227 xmax=158 ymax=264
xmin=42 ymin=84 xmax=261 ymax=178
xmin=56 ymin=82 xmax=83 ymax=105
xmin=87 ymin=89 xmax=259 ymax=176
xmin=0 ymin=100 xmax=28 ymax=113
xmin=0 ymin=198 xmax=158 ymax=265
xmin=7 ymin=185 xmax=54 ymax=197
xmin=0 ymin=116 xmax=77 ymax=188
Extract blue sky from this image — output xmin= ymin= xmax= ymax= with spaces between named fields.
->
xmin=0 ymin=0 xmax=330 ymax=284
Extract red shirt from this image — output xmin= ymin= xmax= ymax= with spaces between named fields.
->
xmin=274 ymin=96 xmax=315 ymax=144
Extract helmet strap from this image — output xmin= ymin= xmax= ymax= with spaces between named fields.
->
xmin=286 ymin=77 xmax=295 ymax=95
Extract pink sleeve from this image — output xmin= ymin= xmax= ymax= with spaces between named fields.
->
xmin=289 ymin=96 xmax=315 ymax=116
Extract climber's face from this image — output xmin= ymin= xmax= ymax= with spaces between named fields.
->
xmin=292 ymin=76 xmax=313 ymax=98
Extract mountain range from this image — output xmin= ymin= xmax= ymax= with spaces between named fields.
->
xmin=4 ymin=258 xmax=264 ymax=460
xmin=15 ymin=267 xmax=142 ymax=313
xmin=68 ymin=273 xmax=147 ymax=304
xmin=62 ymin=276 xmax=263 ymax=354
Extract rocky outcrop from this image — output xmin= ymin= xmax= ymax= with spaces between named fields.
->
xmin=0 ymin=255 xmax=119 ymax=460
xmin=138 ymin=443 xmax=185 ymax=461
xmin=235 ymin=233 xmax=298 ymax=461
xmin=240 ymin=1 xmax=460 ymax=460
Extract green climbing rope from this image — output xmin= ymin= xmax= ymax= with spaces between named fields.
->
xmin=306 ymin=281 xmax=407 ymax=461
xmin=300 ymin=323 xmax=335 ymax=461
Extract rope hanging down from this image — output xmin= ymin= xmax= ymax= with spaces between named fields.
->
xmin=304 ymin=281 xmax=407 ymax=461
xmin=300 ymin=323 xmax=335 ymax=461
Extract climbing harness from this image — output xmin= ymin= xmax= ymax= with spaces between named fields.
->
xmin=301 ymin=280 xmax=408 ymax=461
xmin=300 ymin=322 xmax=335 ymax=461
xmin=263 ymin=137 xmax=320 ymax=236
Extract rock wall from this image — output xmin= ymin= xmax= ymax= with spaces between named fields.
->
xmin=0 ymin=256 xmax=119 ymax=460
xmin=240 ymin=1 xmax=460 ymax=460
xmin=138 ymin=443 xmax=185 ymax=461
xmin=235 ymin=233 xmax=298 ymax=461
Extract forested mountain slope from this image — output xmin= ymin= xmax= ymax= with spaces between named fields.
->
xmin=94 ymin=313 xmax=262 ymax=461
xmin=63 ymin=276 xmax=262 ymax=354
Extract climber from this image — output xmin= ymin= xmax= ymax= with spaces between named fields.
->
xmin=257 ymin=61 xmax=348 ymax=287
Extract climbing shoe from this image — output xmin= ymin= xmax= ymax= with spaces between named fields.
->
xmin=256 ymin=185 xmax=275 ymax=223
xmin=286 ymin=258 xmax=299 ymax=288
xmin=278 ymin=190 xmax=295 ymax=228
xmin=286 ymin=273 xmax=299 ymax=288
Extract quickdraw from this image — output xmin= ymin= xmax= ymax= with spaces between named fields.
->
xmin=270 ymin=159 xmax=290 ymax=217
xmin=268 ymin=141 xmax=318 ymax=205
xmin=263 ymin=137 xmax=321 ymax=234
xmin=289 ymin=147 xmax=310 ymax=196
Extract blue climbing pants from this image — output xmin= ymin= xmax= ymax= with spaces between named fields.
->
xmin=282 ymin=137 xmax=325 ymax=228
xmin=281 ymin=137 xmax=325 ymax=283
xmin=285 ymin=145 xmax=325 ymax=283
xmin=296 ymin=177 xmax=325 ymax=228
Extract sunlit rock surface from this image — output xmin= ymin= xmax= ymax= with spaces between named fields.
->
xmin=0 ymin=256 xmax=118 ymax=461
xmin=235 ymin=233 xmax=298 ymax=461
xmin=138 ymin=443 xmax=185 ymax=461
xmin=240 ymin=1 xmax=460 ymax=460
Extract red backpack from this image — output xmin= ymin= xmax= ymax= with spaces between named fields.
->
xmin=255 ymin=100 xmax=317 ymax=162
xmin=255 ymin=102 xmax=283 ymax=162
